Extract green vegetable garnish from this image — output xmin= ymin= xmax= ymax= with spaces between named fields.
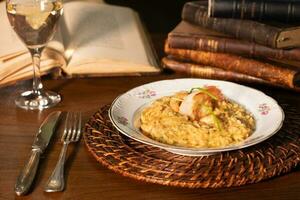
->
xmin=212 ymin=114 xmax=222 ymax=131
xmin=201 ymin=104 xmax=223 ymax=131
xmin=188 ymin=87 xmax=218 ymax=100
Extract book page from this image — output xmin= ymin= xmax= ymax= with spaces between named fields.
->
xmin=61 ymin=1 xmax=159 ymax=74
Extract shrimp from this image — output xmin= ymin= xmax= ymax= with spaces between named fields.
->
xmin=178 ymin=86 xmax=223 ymax=122
xmin=169 ymin=92 xmax=188 ymax=112
xmin=204 ymin=86 xmax=224 ymax=100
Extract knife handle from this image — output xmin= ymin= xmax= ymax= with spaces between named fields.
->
xmin=15 ymin=149 xmax=41 ymax=196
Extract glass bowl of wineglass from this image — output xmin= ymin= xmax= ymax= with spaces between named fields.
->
xmin=6 ymin=0 xmax=63 ymax=110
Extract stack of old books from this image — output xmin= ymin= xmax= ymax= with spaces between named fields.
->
xmin=163 ymin=0 xmax=300 ymax=90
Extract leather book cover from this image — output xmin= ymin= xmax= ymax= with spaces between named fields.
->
xmin=169 ymin=21 xmax=300 ymax=62
xmin=208 ymin=0 xmax=300 ymax=23
xmin=162 ymin=56 xmax=300 ymax=91
xmin=182 ymin=1 xmax=300 ymax=49
xmin=162 ymin=56 xmax=268 ymax=84
xmin=165 ymin=41 xmax=300 ymax=89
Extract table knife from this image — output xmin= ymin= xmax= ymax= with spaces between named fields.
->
xmin=15 ymin=111 xmax=62 ymax=196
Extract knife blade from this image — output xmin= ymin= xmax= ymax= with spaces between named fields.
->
xmin=15 ymin=111 xmax=61 ymax=196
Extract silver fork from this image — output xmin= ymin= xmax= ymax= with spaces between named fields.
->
xmin=44 ymin=112 xmax=82 ymax=192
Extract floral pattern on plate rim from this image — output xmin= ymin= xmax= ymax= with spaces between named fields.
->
xmin=258 ymin=103 xmax=271 ymax=115
xmin=116 ymin=116 xmax=128 ymax=126
xmin=135 ymin=89 xmax=156 ymax=99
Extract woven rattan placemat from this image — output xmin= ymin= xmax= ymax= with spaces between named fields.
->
xmin=84 ymin=104 xmax=300 ymax=188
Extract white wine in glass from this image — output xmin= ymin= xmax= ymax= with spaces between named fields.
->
xmin=6 ymin=0 xmax=63 ymax=110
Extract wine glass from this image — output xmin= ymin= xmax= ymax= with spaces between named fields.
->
xmin=6 ymin=0 xmax=63 ymax=110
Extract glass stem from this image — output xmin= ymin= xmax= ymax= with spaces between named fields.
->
xmin=29 ymin=47 xmax=44 ymax=95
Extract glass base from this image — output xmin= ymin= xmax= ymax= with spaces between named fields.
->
xmin=15 ymin=90 xmax=61 ymax=110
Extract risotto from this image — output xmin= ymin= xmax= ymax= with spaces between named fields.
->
xmin=139 ymin=86 xmax=255 ymax=148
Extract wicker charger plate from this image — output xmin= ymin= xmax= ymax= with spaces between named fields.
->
xmin=84 ymin=104 xmax=300 ymax=188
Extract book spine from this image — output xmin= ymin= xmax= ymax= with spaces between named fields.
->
xmin=182 ymin=2 xmax=281 ymax=48
xmin=168 ymin=34 xmax=300 ymax=61
xmin=162 ymin=57 xmax=300 ymax=91
xmin=162 ymin=57 xmax=269 ymax=84
xmin=165 ymin=43 xmax=300 ymax=88
xmin=208 ymin=0 xmax=300 ymax=23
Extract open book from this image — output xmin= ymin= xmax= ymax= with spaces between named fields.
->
xmin=0 ymin=1 xmax=160 ymax=86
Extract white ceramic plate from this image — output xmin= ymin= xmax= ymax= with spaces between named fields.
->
xmin=109 ymin=78 xmax=284 ymax=156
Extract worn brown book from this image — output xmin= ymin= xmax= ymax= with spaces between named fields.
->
xmin=168 ymin=21 xmax=300 ymax=62
xmin=270 ymin=58 xmax=300 ymax=69
xmin=162 ymin=57 xmax=300 ymax=91
xmin=165 ymin=42 xmax=300 ymax=89
xmin=182 ymin=1 xmax=300 ymax=49
xmin=208 ymin=0 xmax=300 ymax=22
xmin=162 ymin=56 xmax=269 ymax=84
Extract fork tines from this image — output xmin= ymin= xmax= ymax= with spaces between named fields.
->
xmin=62 ymin=112 xmax=82 ymax=143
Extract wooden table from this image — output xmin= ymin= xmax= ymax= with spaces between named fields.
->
xmin=0 ymin=74 xmax=300 ymax=200
xmin=1 ymin=1 xmax=300 ymax=199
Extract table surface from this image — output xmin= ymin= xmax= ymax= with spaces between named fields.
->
xmin=1 ymin=1 xmax=300 ymax=199
xmin=1 ymin=73 xmax=300 ymax=200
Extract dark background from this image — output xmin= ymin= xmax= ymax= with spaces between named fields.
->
xmin=105 ymin=0 xmax=190 ymax=33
